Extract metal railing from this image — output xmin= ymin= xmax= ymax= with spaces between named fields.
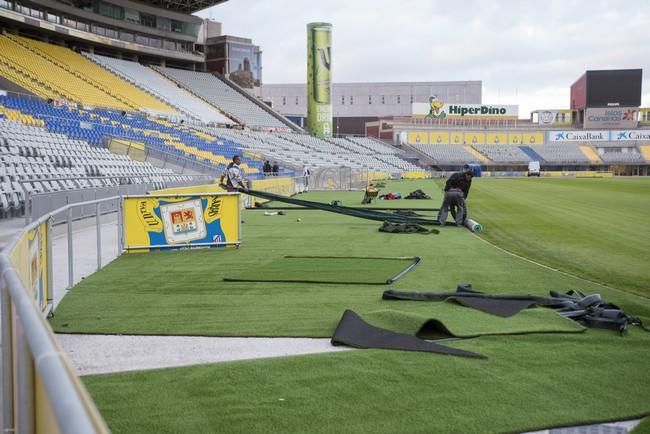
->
xmin=1 ymin=196 xmax=119 ymax=434
xmin=21 ymin=173 xmax=214 ymax=224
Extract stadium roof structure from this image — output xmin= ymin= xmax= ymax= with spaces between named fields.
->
xmin=134 ymin=0 xmax=228 ymax=14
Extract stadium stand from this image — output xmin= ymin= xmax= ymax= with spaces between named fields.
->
xmin=0 ymin=95 xmax=262 ymax=176
xmin=6 ymin=35 xmax=177 ymax=116
xmin=639 ymin=145 xmax=650 ymax=162
xmin=153 ymin=66 xmax=291 ymax=129
xmin=463 ymin=146 xmax=490 ymax=163
xmin=0 ymin=34 xmax=118 ymax=109
xmin=599 ymin=151 xmax=644 ymax=163
xmin=86 ymin=54 xmax=234 ymax=125
xmin=579 ymin=145 xmax=603 ymax=163
xmin=472 ymin=145 xmax=531 ymax=163
xmin=194 ymin=126 xmax=420 ymax=172
xmin=519 ymin=146 xmax=544 ymax=162
xmin=0 ymin=117 xmax=195 ymax=217
xmin=527 ymin=144 xmax=592 ymax=164
xmin=412 ymin=144 xmax=482 ymax=164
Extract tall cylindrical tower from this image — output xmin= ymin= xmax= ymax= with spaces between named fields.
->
xmin=307 ymin=22 xmax=332 ymax=138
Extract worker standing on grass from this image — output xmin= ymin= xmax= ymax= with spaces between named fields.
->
xmin=437 ymin=165 xmax=473 ymax=227
xmin=220 ymin=155 xmax=248 ymax=192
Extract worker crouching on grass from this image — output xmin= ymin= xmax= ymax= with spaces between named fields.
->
xmin=437 ymin=165 xmax=473 ymax=227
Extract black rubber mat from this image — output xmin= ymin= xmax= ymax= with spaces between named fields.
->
xmin=331 ymin=310 xmax=486 ymax=359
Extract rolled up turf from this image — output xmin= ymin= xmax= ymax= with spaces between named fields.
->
xmin=465 ymin=218 xmax=483 ymax=232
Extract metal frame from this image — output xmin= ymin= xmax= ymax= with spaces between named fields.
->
xmin=21 ymin=174 xmax=214 ymax=225
xmin=1 ymin=197 xmax=119 ymax=434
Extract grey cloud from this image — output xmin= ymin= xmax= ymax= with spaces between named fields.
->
xmin=198 ymin=0 xmax=649 ymax=115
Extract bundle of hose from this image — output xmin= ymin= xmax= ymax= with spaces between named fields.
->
xmin=465 ymin=219 xmax=483 ymax=232
xmin=245 ymin=188 xmax=440 ymax=225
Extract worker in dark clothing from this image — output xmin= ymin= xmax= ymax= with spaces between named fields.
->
xmin=272 ymin=161 xmax=279 ymax=176
xmin=438 ymin=166 xmax=473 ymax=226
xmin=263 ymin=160 xmax=272 ymax=175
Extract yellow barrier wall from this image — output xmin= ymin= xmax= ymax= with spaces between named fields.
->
xmin=9 ymin=222 xmax=48 ymax=311
xmin=401 ymin=171 xmax=429 ymax=179
xmin=368 ymin=172 xmax=390 ymax=181
xmin=541 ymin=171 xmax=613 ymax=178
xmin=407 ymin=130 xmax=546 ymax=145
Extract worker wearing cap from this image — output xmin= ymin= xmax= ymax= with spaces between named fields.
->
xmin=438 ymin=165 xmax=474 ymax=227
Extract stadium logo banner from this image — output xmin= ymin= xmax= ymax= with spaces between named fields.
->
xmin=584 ymin=107 xmax=638 ymax=128
xmin=548 ymin=131 xmax=610 ymax=142
xmin=123 ymin=193 xmax=240 ymax=251
xmin=412 ymin=97 xmax=518 ymax=119
xmin=537 ymin=110 xmax=572 ymax=126
xmin=307 ymin=22 xmax=333 ymax=138
xmin=611 ymin=130 xmax=650 ymax=141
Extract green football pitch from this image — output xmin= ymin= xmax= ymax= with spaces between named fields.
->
xmin=52 ymin=177 xmax=650 ymax=433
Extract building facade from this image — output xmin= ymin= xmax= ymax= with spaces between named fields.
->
xmin=261 ymin=81 xmax=481 ymax=135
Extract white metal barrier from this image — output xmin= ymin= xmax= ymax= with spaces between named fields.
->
xmin=0 ymin=197 xmax=118 ymax=434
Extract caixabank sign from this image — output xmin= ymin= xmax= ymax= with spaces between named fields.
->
xmin=549 ymin=130 xmax=650 ymax=142
xmin=611 ymin=130 xmax=650 ymax=141
xmin=412 ymin=96 xmax=518 ymax=119
xmin=584 ymin=107 xmax=638 ymax=128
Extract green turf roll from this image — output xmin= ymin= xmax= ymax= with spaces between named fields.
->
xmin=465 ymin=218 xmax=483 ymax=232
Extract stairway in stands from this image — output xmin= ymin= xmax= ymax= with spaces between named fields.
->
xmin=639 ymin=145 xmax=650 ymax=163
xmin=578 ymin=145 xmax=603 ymax=163
xmin=519 ymin=146 xmax=545 ymax=162
xmin=463 ymin=145 xmax=491 ymax=163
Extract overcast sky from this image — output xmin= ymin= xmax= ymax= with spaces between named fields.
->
xmin=197 ymin=0 xmax=649 ymax=118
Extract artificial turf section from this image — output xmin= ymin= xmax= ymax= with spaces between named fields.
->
xmin=50 ymin=178 xmax=650 ymax=433
xmin=223 ymin=256 xmax=417 ymax=284
xmin=468 ymin=177 xmax=650 ymax=298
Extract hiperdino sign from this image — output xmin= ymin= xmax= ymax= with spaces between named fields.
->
xmin=412 ymin=96 xmax=518 ymax=119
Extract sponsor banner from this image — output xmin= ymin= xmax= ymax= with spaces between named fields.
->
xmin=486 ymin=133 xmax=507 ymax=145
xmin=9 ymin=221 xmax=48 ymax=311
xmin=522 ymin=133 xmax=544 ymax=145
xmin=413 ymin=97 xmax=518 ymax=119
xmin=464 ymin=132 xmax=485 ymax=145
xmin=611 ymin=130 xmax=650 ymax=141
xmin=123 ymin=194 xmax=240 ymax=251
xmin=306 ymin=23 xmax=333 ymax=138
xmin=450 ymin=132 xmax=464 ymax=145
xmin=548 ymin=131 xmax=610 ymax=142
xmin=584 ymin=107 xmax=638 ymax=129
xmin=407 ymin=131 xmax=428 ymax=145
xmin=429 ymin=131 xmax=449 ymax=145
xmin=508 ymin=133 xmax=522 ymax=145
